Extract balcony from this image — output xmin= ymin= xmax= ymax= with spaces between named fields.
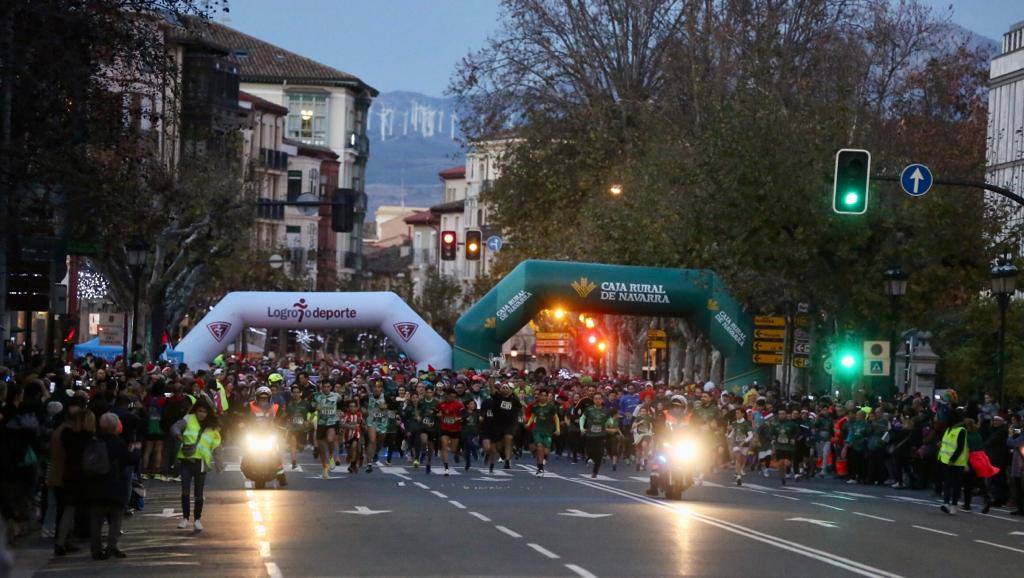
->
xmin=345 ymin=132 xmax=370 ymax=157
xmin=255 ymin=198 xmax=284 ymax=221
xmin=258 ymin=147 xmax=289 ymax=171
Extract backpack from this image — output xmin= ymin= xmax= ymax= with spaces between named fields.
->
xmin=82 ymin=437 xmax=110 ymax=477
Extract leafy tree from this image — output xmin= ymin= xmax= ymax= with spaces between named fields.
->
xmin=413 ymin=269 xmax=463 ymax=341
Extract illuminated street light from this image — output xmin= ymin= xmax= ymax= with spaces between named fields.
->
xmin=553 ymin=308 xmax=566 ymax=320
xmin=609 ymin=183 xmax=623 ymax=196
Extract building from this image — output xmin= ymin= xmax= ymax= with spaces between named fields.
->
xmin=404 ymin=209 xmax=440 ymax=297
xmin=368 ymin=204 xmax=429 ymax=248
xmin=987 ymin=21 xmax=1024 ymax=233
xmin=204 ymin=21 xmax=377 ymax=276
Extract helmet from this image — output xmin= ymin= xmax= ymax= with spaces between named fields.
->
xmin=670 ymin=394 xmax=688 ymax=407
xmin=268 ymin=373 xmax=284 ymax=385
xmin=256 ymin=386 xmax=272 ymax=397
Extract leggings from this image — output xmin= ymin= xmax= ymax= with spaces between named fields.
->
xmin=942 ymin=463 xmax=965 ymax=506
xmin=585 ymin=436 xmax=606 ymax=472
xmin=180 ymin=460 xmax=207 ymax=520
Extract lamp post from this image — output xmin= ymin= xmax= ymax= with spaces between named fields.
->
xmin=125 ymin=237 xmax=149 ymax=363
xmin=883 ymin=266 xmax=909 ymax=393
xmin=991 ymin=258 xmax=1019 ymax=408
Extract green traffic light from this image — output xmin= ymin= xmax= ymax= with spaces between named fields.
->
xmin=840 ymin=354 xmax=856 ymax=368
xmin=843 ymin=192 xmax=859 ymax=205
xmin=832 ymin=149 xmax=870 ymax=215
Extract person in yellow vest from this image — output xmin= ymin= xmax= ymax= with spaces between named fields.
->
xmin=170 ymin=399 xmax=223 ymax=531
xmin=938 ymin=409 xmax=968 ymax=515
xmin=210 ymin=369 xmax=230 ymax=413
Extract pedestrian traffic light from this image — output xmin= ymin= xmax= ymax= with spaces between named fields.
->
xmin=465 ymin=229 xmax=482 ymax=261
xmin=331 ymin=189 xmax=356 ymax=232
xmin=832 ymin=149 xmax=870 ymax=215
xmin=833 ymin=343 xmax=861 ymax=378
xmin=440 ymin=230 xmax=457 ymax=261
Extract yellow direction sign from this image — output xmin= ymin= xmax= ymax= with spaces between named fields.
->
xmin=753 ymin=353 xmax=784 ymax=365
xmin=754 ymin=315 xmax=786 ymax=327
xmin=535 ymin=332 xmax=570 ymax=341
xmin=792 ymin=357 xmax=810 ymax=369
xmin=646 ymin=340 xmax=667 ymax=349
xmin=794 ymin=315 xmax=811 ymax=328
xmin=754 ymin=328 xmax=786 ymax=340
xmin=647 ymin=329 xmax=667 ymax=339
xmin=753 ymin=341 xmax=785 ymax=353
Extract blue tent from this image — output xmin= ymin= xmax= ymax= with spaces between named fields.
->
xmin=74 ymin=338 xmax=123 ymax=362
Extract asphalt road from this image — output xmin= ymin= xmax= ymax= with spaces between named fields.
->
xmin=28 ymin=450 xmax=1024 ymax=578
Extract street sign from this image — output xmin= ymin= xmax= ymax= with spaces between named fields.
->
xmin=793 ymin=342 xmax=811 ymax=355
xmin=794 ymin=315 xmax=810 ymax=328
xmin=794 ymin=329 xmax=811 ymax=341
xmin=646 ymin=340 xmax=667 ymax=349
xmin=647 ymin=329 xmax=667 ymax=339
xmin=792 ymin=357 xmax=810 ymax=369
xmin=754 ymin=328 xmax=786 ymax=339
xmin=535 ymin=332 xmax=570 ymax=341
xmin=486 ymin=235 xmax=503 ymax=252
xmin=535 ymin=346 xmax=569 ymax=355
xmin=754 ymin=341 xmax=784 ymax=353
xmin=900 ymin=163 xmax=933 ymax=197
xmin=823 ymin=358 xmax=834 ymax=375
xmin=754 ymin=315 xmax=785 ymax=327
xmin=862 ymin=340 xmax=890 ymax=376
xmin=295 ymin=193 xmax=319 ymax=216
xmin=753 ymin=353 xmax=784 ymax=365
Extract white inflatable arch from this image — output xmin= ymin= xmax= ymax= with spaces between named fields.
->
xmin=171 ymin=291 xmax=452 ymax=370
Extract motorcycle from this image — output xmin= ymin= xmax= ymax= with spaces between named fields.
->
xmin=647 ymin=429 xmax=702 ymax=500
xmin=241 ymin=428 xmax=287 ymax=489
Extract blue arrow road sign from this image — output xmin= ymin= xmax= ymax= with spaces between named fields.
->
xmin=900 ymin=164 xmax=932 ymax=197
xmin=486 ymin=235 xmax=503 ymax=252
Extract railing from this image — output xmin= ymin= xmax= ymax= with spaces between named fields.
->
xmin=259 ymin=147 xmax=289 ymax=171
xmin=256 ymin=198 xmax=284 ymax=220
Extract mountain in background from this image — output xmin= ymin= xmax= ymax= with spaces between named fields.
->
xmin=365 ymin=91 xmax=464 ymax=214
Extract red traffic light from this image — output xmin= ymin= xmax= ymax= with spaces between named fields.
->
xmin=442 ymin=232 xmax=455 ymax=244
xmin=440 ymin=230 xmax=457 ymax=261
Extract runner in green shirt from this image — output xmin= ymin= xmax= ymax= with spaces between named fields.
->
xmin=527 ymin=388 xmax=561 ymax=476
xmin=580 ymin=393 xmax=616 ymax=478
xmin=283 ymin=385 xmax=314 ymax=470
xmin=772 ymin=408 xmax=801 ymax=486
xmin=416 ymin=387 xmax=441 ymax=474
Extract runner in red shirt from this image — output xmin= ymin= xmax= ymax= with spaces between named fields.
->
xmin=437 ymin=388 xmax=465 ymax=476
xmin=340 ymin=400 xmax=365 ymax=474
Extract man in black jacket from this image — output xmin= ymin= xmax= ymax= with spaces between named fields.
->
xmin=986 ymin=415 xmax=1010 ymax=507
xmin=89 ymin=412 xmax=134 ymax=560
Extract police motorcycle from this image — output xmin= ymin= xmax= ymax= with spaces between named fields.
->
xmin=242 ymin=384 xmax=288 ymax=489
xmin=647 ymin=396 xmax=702 ymax=500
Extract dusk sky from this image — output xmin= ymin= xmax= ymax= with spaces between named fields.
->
xmin=221 ymin=0 xmax=1023 ymax=97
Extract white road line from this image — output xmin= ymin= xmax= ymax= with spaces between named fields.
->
xmin=911 ymin=525 xmax=957 ymax=537
xmin=245 ymin=490 xmax=254 ymax=498
xmin=835 ymin=491 xmax=876 ymax=499
xmin=570 ymin=478 xmax=904 ymax=578
xmin=265 ymin=562 xmax=283 ymax=578
xmin=413 ymin=482 xmax=430 ymax=490
xmin=852 ymin=512 xmax=894 ymax=523
xmin=527 ymin=543 xmax=561 ymax=559
xmin=812 ymin=502 xmax=845 ymax=511
xmin=565 ymin=563 xmax=600 ymax=578
xmin=773 ymin=494 xmax=800 ymax=501
xmin=449 ymin=500 xmax=467 ymax=509
xmin=258 ymin=540 xmax=271 ymax=557
xmin=397 ymin=482 xmax=406 ymax=486
xmin=469 ymin=511 xmax=492 ymax=522
xmin=431 ymin=490 xmax=448 ymax=499
xmin=974 ymin=539 xmax=1024 ymax=554
xmin=495 ymin=525 xmax=522 ymax=538
xmin=977 ymin=512 xmax=1023 ymax=523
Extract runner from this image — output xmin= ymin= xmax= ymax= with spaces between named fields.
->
xmin=479 ymin=393 xmax=498 ymax=474
xmin=581 ymin=392 xmax=616 ymax=478
xmin=461 ymin=399 xmax=481 ymax=471
xmin=726 ymin=407 xmax=753 ymax=485
xmin=363 ymin=381 xmax=389 ymax=473
xmin=489 ymin=383 xmax=522 ymax=470
xmin=772 ymin=408 xmax=800 ymax=486
xmin=283 ymin=385 xmax=313 ymax=470
xmin=526 ymin=388 xmax=560 ymax=476
xmin=417 ymin=385 xmax=441 ymax=474
xmin=313 ymin=380 xmax=342 ymax=479
xmin=437 ymin=388 xmax=465 ymax=476
xmin=340 ymin=399 xmax=365 ymax=473
xmin=631 ymin=405 xmax=654 ymax=471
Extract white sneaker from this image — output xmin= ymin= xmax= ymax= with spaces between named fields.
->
xmin=177 ymin=519 xmax=190 ymax=530
xmin=193 ymin=519 xmax=203 ymax=532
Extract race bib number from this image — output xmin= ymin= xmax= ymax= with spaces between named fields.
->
xmin=373 ymin=411 xmax=386 ymax=421
xmin=500 ymin=401 xmax=513 ymax=410
xmin=292 ymin=417 xmax=305 ymax=426
xmin=443 ymin=416 xmax=456 ymax=424
xmin=590 ymin=424 xmax=604 ymax=433
xmin=422 ymin=417 xmax=435 ymax=426
xmin=778 ymin=435 xmax=789 ymax=444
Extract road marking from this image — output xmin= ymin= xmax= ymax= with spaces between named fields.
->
xmin=812 ymin=502 xmax=845 ymax=511
xmin=469 ymin=511 xmax=491 ymax=522
xmin=142 ymin=508 xmax=179 ymax=518
xmin=481 ymin=468 xmax=513 ymax=476
xmin=565 ymin=563 xmax=600 ymax=578
xmin=305 ymin=475 xmax=346 ymax=480
xmin=975 ymin=539 xmax=1024 ymax=554
xmin=449 ymin=500 xmax=467 ymax=509
xmin=527 ymin=543 xmax=560 ymax=559
xmin=339 ymin=506 xmax=391 ymax=516
xmin=224 ymin=463 xmax=241 ymax=471
xmin=431 ymin=490 xmax=448 ymax=499
xmin=258 ymin=540 xmax=271 ymax=557
xmin=852 ymin=512 xmax=894 ymax=522
xmin=245 ymin=490 xmax=254 ymax=498
xmin=786 ymin=517 xmax=838 ymax=528
xmin=254 ymin=524 xmax=266 ymax=538
xmin=1011 ymin=531 xmax=1024 ymax=536
xmin=569 ymin=478 xmax=904 ymax=578
xmin=912 ymin=525 xmax=956 ymax=537
xmin=773 ymin=494 xmax=800 ymax=501
xmin=629 ymin=476 xmax=650 ymax=483
xmin=495 ymin=525 xmax=522 ymax=538
xmin=822 ymin=494 xmax=857 ymax=501
xmin=265 ymin=562 xmax=283 ymax=578
xmin=835 ymin=491 xmax=876 ymax=499
xmin=397 ymin=482 xmax=406 ymax=486
xmin=472 ymin=477 xmax=512 ymax=482
xmin=413 ymin=482 xmax=430 ymax=490
xmin=578 ymin=474 xmax=619 ymax=481
xmin=559 ymin=509 xmax=612 ymax=519
xmin=252 ymin=511 xmax=263 ymax=523
xmin=248 ymin=501 xmax=258 ymax=510
xmin=978 ymin=512 xmax=1023 ymax=523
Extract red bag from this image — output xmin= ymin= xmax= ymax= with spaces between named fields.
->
xmin=968 ymin=450 xmax=999 ymax=478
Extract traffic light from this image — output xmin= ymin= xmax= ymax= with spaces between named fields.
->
xmin=832 ymin=149 xmax=870 ymax=215
xmin=465 ymin=229 xmax=482 ymax=261
xmin=832 ymin=343 xmax=861 ymax=378
xmin=440 ymin=230 xmax=457 ymax=261
xmin=330 ymin=189 xmax=356 ymax=232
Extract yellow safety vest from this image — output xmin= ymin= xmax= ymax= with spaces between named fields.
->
xmin=214 ymin=383 xmax=229 ymax=413
xmin=178 ymin=414 xmax=221 ymax=469
xmin=938 ymin=426 xmax=967 ymax=467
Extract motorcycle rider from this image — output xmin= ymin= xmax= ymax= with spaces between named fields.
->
xmin=248 ymin=383 xmax=287 ymax=487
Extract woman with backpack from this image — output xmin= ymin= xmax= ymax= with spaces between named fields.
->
xmin=170 ymin=399 xmax=222 ymax=532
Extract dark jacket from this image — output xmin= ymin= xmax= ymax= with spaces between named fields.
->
xmin=87 ymin=433 xmax=134 ymax=506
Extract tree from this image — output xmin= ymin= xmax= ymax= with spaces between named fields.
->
xmin=413 ymin=269 xmax=463 ymax=341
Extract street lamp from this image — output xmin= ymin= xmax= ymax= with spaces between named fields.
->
xmin=883 ymin=266 xmax=909 ymax=392
xmin=609 ymin=183 xmax=623 ymax=196
xmin=125 ymin=237 xmax=149 ymax=363
xmin=991 ymin=257 xmax=1018 ymax=408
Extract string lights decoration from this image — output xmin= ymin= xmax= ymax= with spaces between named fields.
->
xmin=77 ymin=268 xmax=111 ymax=301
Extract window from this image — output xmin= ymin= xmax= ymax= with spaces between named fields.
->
xmin=286 ymin=93 xmax=328 ymax=146
xmin=287 ymin=170 xmax=302 ymax=202
xmin=308 ymin=168 xmax=319 ymax=195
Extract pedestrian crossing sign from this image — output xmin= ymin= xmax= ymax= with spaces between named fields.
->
xmin=869 ymin=361 xmax=883 ymax=375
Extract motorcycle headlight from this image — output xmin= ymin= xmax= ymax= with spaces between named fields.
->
xmin=246 ymin=434 xmax=276 ymax=452
xmin=673 ymin=439 xmax=700 ymax=462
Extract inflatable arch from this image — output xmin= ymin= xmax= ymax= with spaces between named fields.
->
xmin=454 ymin=260 xmax=766 ymax=388
xmin=170 ymin=292 xmax=452 ymax=371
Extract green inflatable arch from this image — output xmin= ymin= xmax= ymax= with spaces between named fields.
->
xmin=454 ymin=260 xmax=766 ymax=388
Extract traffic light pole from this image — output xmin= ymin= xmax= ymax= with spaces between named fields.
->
xmin=872 ymin=175 xmax=1024 ymax=208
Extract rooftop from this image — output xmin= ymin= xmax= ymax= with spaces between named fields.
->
xmin=239 ymin=91 xmax=288 ymax=116
xmin=404 ymin=210 xmax=440 ymax=225
xmin=439 ymin=165 xmax=466 ymax=180
xmin=428 ymin=199 xmax=466 ymax=214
